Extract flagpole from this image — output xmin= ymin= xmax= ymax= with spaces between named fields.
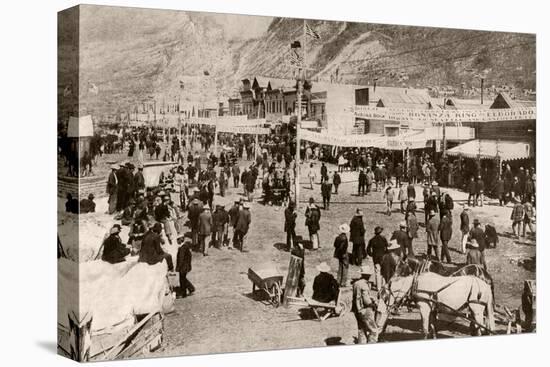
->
xmin=294 ymin=20 xmax=307 ymax=206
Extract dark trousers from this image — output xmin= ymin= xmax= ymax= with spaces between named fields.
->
xmin=334 ymin=184 xmax=339 ymax=194
xmin=161 ymin=253 xmax=174 ymax=271
xmin=358 ymin=183 xmax=366 ymax=196
xmin=337 ymin=258 xmax=349 ymax=287
xmin=467 ymin=193 xmax=476 ymax=207
xmin=441 ymin=240 xmax=452 ymax=263
xmin=234 ymin=229 xmax=245 ymax=251
xmin=404 ymin=237 xmax=415 ymax=259
xmin=286 ymin=228 xmax=296 ymax=251
xmin=427 ymin=245 xmax=441 ymax=261
xmin=323 ymin=195 xmax=330 ymax=210
xmin=233 ymin=177 xmax=239 ymax=188
xmin=178 ymin=272 xmax=195 ymax=297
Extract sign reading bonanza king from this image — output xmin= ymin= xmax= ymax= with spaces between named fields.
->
xmin=354 ymin=105 xmax=536 ymax=123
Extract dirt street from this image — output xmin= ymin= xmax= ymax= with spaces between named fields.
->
xmin=154 ymin=160 xmax=536 ymax=357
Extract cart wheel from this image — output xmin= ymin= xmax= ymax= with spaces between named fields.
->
xmin=271 ymin=283 xmax=282 ymax=308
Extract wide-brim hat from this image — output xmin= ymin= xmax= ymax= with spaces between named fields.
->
xmin=432 ymin=181 xmax=438 ymax=186
xmin=399 ymin=221 xmax=407 ymax=228
xmin=243 ymin=202 xmax=250 ymax=209
xmin=408 ymin=197 xmax=415 ymax=202
xmin=374 ymin=226 xmax=384 ymax=235
xmin=110 ymin=226 xmax=120 ymax=235
xmin=359 ymin=264 xmax=374 ymax=275
xmin=429 ymin=210 xmax=436 ymax=216
xmin=339 ymin=223 xmax=350 ymax=233
xmin=473 ymin=218 xmax=480 ymax=225
xmin=316 ymin=262 xmax=331 ymax=273
xmin=111 ymin=164 xmax=119 ymax=170
xmin=387 ymin=239 xmax=400 ymax=251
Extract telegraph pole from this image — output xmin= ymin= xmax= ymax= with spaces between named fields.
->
xmin=294 ymin=19 xmax=307 ymax=205
xmin=442 ymin=97 xmax=447 ymax=158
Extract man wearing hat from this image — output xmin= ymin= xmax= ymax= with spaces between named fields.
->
xmin=212 ymin=204 xmax=229 ymax=248
xmin=198 ymin=205 xmax=213 ymax=256
xmin=321 ymin=178 xmax=332 ymax=210
xmin=367 ymin=226 xmax=388 ymax=289
xmin=102 ymin=224 xmax=130 ymax=264
xmin=459 ymin=204 xmax=470 ymax=253
xmin=358 ymin=168 xmax=367 ymax=196
xmin=475 ymin=175 xmax=485 ymax=207
xmin=305 ymin=198 xmax=321 ymax=250
xmin=228 ymin=198 xmax=242 ymax=250
xmin=235 ymin=202 xmax=251 ymax=252
xmin=134 ymin=164 xmax=146 ymax=194
xmin=424 ymin=191 xmax=439 ymax=226
xmin=426 ymin=209 xmax=440 ymax=261
xmin=139 ymin=223 xmax=174 ymax=270
xmin=106 ymin=164 xmax=119 ymax=214
xmin=176 ymin=236 xmax=195 ymax=298
xmin=380 ymin=239 xmax=402 ymax=284
xmin=284 ymin=200 xmax=297 ymax=251
xmin=333 ymin=223 xmax=350 ymax=287
xmin=312 ymin=262 xmax=339 ymax=304
xmin=466 ymin=239 xmax=487 ymax=270
xmin=469 ymin=218 xmax=486 ymax=252
xmin=352 ymin=264 xmax=379 ymax=344
xmin=79 ymin=193 xmax=96 ymax=214
xmin=511 ymin=198 xmax=525 ymax=239
xmin=187 ymin=196 xmax=204 ymax=248
xmin=116 ymin=162 xmax=130 ymax=211
xmin=467 ymin=176 xmax=477 ymax=207
xmin=350 ymin=209 xmax=366 ymax=266
xmin=391 ymin=221 xmax=410 ymax=260
xmin=439 ymin=210 xmax=453 ymax=263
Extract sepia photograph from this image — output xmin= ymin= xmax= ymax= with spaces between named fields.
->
xmin=57 ymin=4 xmax=536 ymax=362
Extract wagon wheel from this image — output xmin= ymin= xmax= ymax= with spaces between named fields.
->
xmin=270 ymin=282 xmax=282 ymax=308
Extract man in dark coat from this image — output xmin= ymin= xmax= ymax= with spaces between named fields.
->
xmin=358 ymin=169 xmax=367 ymax=196
xmin=350 ymin=209 xmax=366 ymax=266
xmin=424 ymin=191 xmax=439 ymax=225
xmin=467 ymin=177 xmax=476 ymax=207
xmin=468 ymin=218 xmax=486 ymax=252
xmin=475 ymin=176 xmax=485 ymax=207
xmin=139 ymin=223 xmax=174 ymax=270
xmin=320 ymin=162 xmax=328 ymax=182
xmin=211 ymin=204 xmax=228 ymax=248
xmin=65 ymin=193 xmax=79 ymax=214
xmin=333 ymin=171 xmax=341 ymax=194
xmin=439 ymin=210 xmax=453 ymax=263
xmin=228 ymin=199 xmax=241 ymax=250
xmin=106 ymin=165 xmax=118 ymax=214
xmin=333 ymin=224 xmax=350 ymax=287
xmin=231 ymin=164 xmax=241 ymax=188
xmin=176 ymin=237 xmax=195 ymax=298
xmin=494 ymin=176 xmax=505 ymax=206
xmin=116 ymin=164 xmax=130 ymax=211
xmin=187 ymin=197 xmax=203 ymax=248
xmin=460 ymin=204 xmax=470 ymax=254
xmin=367 ymin=226 xmax=388 ymax=289
xmin=134 ymin=165 xmax=146 ymax=193
xmin=407 ymin=181 xmax=416 ymax=201
xmin=391 ymin=221 xmax=410 ymax=260
xmin=284 ymin=201 xmax=297 ymax=251
xmin=235 ymin=202 xmax=251 ymax=251
xmin=102 ymin=225 xmax=130 ymax=264
xmin=321 ymin=180 xmax=332 ymax=210
xmin=312 ymin=262 xmax=339 ymax=303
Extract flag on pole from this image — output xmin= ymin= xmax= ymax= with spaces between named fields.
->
xmin=305 ymin=23 xmax=321 ymax=40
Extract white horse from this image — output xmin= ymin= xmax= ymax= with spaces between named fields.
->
xmin=385 ymin=272 xmax=495 ymax=338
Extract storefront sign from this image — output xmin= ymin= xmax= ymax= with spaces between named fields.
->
xmin=354 ymin=105 xmax=536 ymax=123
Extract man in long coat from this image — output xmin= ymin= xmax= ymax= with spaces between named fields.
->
xmin=333 ymin=224 xmax=350 ymax=287
xmin=350 ymin=209 xmax=366 ymax=265
xmin=235 ymin=202 xmax=251 ymax=251
xmin=102 ymin=225 xmax=130 ymax=264
xmin=106 ymin=165 xmax=118 ymax=214
xmin=426 ymin=210 xmax=440 ymax=261
xmin=198 ymin=206 xmax=212 ymax=256
xmin=439 ymin=210 xmax=453 ymax=263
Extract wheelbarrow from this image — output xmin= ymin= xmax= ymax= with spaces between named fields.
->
xmin=248 ymin=266 xmax=284 ymax=307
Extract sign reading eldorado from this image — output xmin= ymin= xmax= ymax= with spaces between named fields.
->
xmin=354 ymin=105 xmax=536 ymax=123
xmin=217 ymin=125 xmax=270 ymax=135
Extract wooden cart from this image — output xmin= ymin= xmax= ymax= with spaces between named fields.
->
xmin=248 ymin=267 xmax=284 ymax=307
xmin=306 ymin=287 xmax=353 ymax=322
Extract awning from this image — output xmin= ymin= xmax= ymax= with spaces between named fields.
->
xmin=446 ymin=139 xmax=532 ymax=161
